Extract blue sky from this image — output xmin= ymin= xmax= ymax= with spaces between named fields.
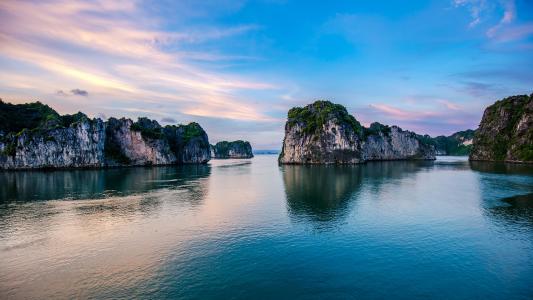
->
xmin=0 ymin=0 xmax=532 ymax=149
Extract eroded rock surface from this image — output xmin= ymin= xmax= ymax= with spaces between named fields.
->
xmin=279 ymin=101 xmax=435 ymax=164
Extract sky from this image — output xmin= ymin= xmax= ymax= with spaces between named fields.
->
xmin=0 ymin=0 xmax=532 ymax=149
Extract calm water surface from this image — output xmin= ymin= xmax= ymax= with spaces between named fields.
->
xmin=1 ymin=156 xmax=532 ymax=299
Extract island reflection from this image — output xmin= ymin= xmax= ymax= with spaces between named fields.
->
xmin=0 ymin=164 xmax=211 ymax=202
xmin=282 ymin=160 xmax=433 ymax=224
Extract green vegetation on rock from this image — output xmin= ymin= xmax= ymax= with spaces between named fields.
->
xmin=470 ymin=94 xmax=532 ymax=162
xmin=0 ymin=100 xmax=60 ymax=134
xmin=212 ymin=140 xmax=253 ymax=158
xmin=364 ymin=122 xmax=391 ymax=138
xmin=180 ymin=122 xmax=206 ymax=144
xmin=0 ymin=100 xmax=94 ymax=137
xmin=287 ymin=100 xmax=363 ymax=135
xmin=131 ymin=117 xmax=163 ymax=140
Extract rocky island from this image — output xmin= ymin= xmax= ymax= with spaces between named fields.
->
xmin=279 ymin=100 xmax=435 ymax=164
xmin=211 ymin=140 xmax=253 ymax=159
xmin=0 ymin=100 xmax=210 ymax=169
xmin=431 ymin=129 xmax=475 ymax=156
xmin=470 ymin=94 xmax=532 ymax=163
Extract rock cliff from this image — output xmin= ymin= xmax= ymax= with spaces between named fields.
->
xmin=163 ymin=122 xmax=211 ymax=164
xmin=105 ymin=117 xmax=176 ymax=166
xmin=0 ymin=100 xmax=211 ymax=169
xmin=362 ymin=123 xmax=435 ymax=160
xmin=470 ymin=94 xmax=532 ymax=163
xmin=211 ymin=140 xmax=253 ymax=159
xmin=0 ymin=115 xmax=106 ymax=169
xmin=279 ymin=101 xmax=435 ymax=164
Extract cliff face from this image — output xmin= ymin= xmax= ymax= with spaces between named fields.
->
xmin=0 ymin=100 xmax=211 ymax=169
xmin=362 ymin=124 xmax=435 ymax=160
xmin=279 ymin=101 xmax=363 ymax=164
xmin=0 ymin=117 xmax=105 ymax=169
xmin=470 ymin=94 xmax=532 ymax=163
xmin=105 ymin=118 xmax=176 ymax=166
xmin=279 ymin=101 xmax=435 ymax=164
xmin=163 ymin=122 xmax=211 ymax=163
xmin=212 ymin=140 xmax=254 ymax=159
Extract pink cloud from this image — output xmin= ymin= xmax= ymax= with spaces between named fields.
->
xmin=368 ymin=104 xmax=438 ymax=121
xmin=0 ymin=0 xmax=277 ymax=122
xmin=488 ymin=23 xmax=533 ymax=42
xmin=486 ymin=0 xmax=518 ymax=39
xmin=358 ymin=103 xmax=479 ymax=136
xmin=438 ymin=100 xmax=462 ymax=110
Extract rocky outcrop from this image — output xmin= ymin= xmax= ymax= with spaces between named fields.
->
xmin=362 ymin=123 xmax=435 ymax=160
xmin=0 ymin=100 xmax=211 ymax=169
xmin=163 ymin=122 xmax=211 ymax=164
xmin=105 ymin=118 xmax=176 ymax=166
xmin=279 ymin=101 xmax=435 ymax=164
xmin=0 ymin=116 xmax=106 ymax=169
xmin=211 ymin=140 xmax=253 ymax=159
xmin=431 ymin=129 xmax=475 ymax=156
xmin=470 ymin=94 xmax=532 ymax=163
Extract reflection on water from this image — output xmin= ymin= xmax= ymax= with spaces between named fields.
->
xmin=485 ymin=193 xmax=533 ymax=232
xmin=282 ymin=165 xmax=362 ymax=223
xmin=470 ymin=161 xmax=533 ymax=175
xmin=0 ymin=156 xmax=532 ymax=299
xmin=282 ymin=160 xmax=433 ymax=224
xmin=0 ymin=164 xmax=211 ymax=202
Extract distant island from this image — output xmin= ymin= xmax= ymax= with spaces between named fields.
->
xmin=470 ymin=94 xmax=532 ymax=163
xmin=279 ymin=100 xmax=435 ymax=164
xmin=0 ymin=100 xmax=211 ymax=169
xmin=431 ymin=130 xmax=475 ymax=156
xmin=254 ymin=149 xmax=280 ymax=155
xmin=211 ymin=140 xmax=253 ymax=159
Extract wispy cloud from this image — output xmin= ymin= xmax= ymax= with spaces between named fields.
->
xmin=486 ymin=0 xmax=516 ymax=38
xmin=453 ymin=0 xmax=488 ymax=27
xmin=360 ymin=102 xmax=480 ymax=136
xmin=368 ymin=104 xmax=438 ymax=121
xmin=452 ymin=0 xmax=532 ymax=42
xmin=438 ymin=100 xmax=461 ymax=110
xmin=488 ymin=23 xmax=533 ymax=42
xmin=0 ymin=0 xmax=276 ymax=121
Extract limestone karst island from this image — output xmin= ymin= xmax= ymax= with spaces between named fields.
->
xmin=1 ymin=1 xmax=532 ymax=299
xmin=1 ymin=94 xmax=531 ymax=169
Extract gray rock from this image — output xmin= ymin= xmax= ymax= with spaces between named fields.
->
xmin=279 ymin=101 xmax=435 ymax=164
xmin=362 ymin=126 xmax=435 ymax=161
xmin=105 ymin=118 xmax=176 ymax=166
xmin=0 ymin=118 xmax=106 ymax=169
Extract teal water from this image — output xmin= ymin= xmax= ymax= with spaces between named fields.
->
xmin=0 ymin=156 xmax=532 ymax=299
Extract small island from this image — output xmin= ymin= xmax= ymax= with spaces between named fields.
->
xmin=278 ymin=100 xmax=435 ymax=164
xmin=211 ymin=140 xmax=254 ymax=159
